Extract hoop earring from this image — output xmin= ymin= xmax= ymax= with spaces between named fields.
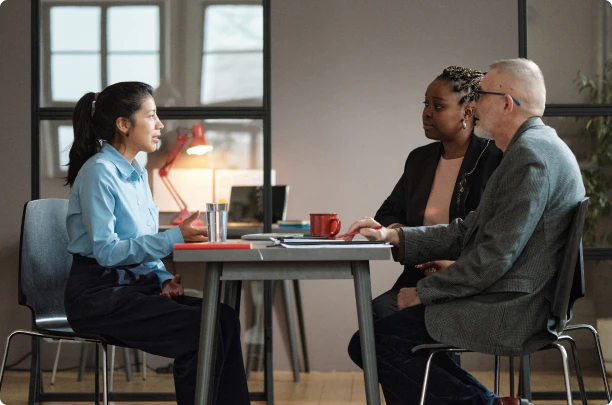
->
xmin=462 ymin=119 xmax=467 ymax=129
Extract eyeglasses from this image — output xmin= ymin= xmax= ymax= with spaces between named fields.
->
xmin=474 ymin=90 xmax=521 ymax=106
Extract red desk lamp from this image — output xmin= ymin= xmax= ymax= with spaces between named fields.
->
xmin=158 ymin=123 xmax=213 ymax=226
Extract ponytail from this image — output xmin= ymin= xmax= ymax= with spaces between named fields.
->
xmin=65 ymin=92 xmax=101 ymax=186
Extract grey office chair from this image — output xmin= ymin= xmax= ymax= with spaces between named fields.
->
xmin=0 ymin=199 xmax=109 ymax=405
xmin=411 ymin=198 xmax=610 ymax=405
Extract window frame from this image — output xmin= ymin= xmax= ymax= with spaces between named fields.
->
xmin=40 ymin=0 xmax=167 ymax=108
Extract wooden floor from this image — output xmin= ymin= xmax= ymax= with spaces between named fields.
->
xmin=1 ymin=369 xmax=610 ymax=404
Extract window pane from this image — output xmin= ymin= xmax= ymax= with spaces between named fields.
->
xmin=40 ymin=121 xmax=71 ymax=199
xmin=57 ymin=125 xmax=73 ymax=172
xmin=204 ymin=5 xmax=263 ymax=52
xmin=50 ymin=6 xmax=100 ymax=52
xmin=200 ymin=4 xmax=263 ymax=106
xmin=108 ymin=6 xmax=159 ymax=52
xmin=527 ymin=0 xmax=611 ymax=103
xmin=51 ymin=55 xmax=101 ymax=101
xmin=108 ymin=54 xmax=160 ymax=89
xmin=201 ymin=53 xmax=263 ymax=105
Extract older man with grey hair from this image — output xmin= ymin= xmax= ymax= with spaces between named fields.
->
xmin=346 ymin=58 xmax=585 ymax=405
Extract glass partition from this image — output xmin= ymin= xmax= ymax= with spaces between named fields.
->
xmin=527 ymin=0 xmax=612 ymax=104
xmin=40 ymin=118 xmax=265 ymax=225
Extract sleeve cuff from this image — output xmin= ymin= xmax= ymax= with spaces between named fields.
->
xmin=165 ymin=226 xmax=184 ymax=246
xmin=395 ymin=228 xmax=405 ymax=264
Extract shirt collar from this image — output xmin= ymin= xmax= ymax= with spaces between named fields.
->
xmin=101 ymin=143 xmax=145 ymax=181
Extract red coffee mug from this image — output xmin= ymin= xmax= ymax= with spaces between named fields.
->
xmin=309 ymin=213 xmax=342 ymax=238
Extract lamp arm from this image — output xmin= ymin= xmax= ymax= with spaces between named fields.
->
xmin=160 ymin=176 xmax=188 ymax=214
xmin=158 ymin=134 xmax=191 ymax=223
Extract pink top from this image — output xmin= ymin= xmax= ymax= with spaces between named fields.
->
xmin=423 ymin=156 xmax=464 ymax=226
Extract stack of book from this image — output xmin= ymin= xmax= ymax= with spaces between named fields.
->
xmin=277 ymin=220 xmax=310 ymax=229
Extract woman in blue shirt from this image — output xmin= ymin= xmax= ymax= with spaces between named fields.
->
xmin=64 ymin=82 xmax=249 ymax=405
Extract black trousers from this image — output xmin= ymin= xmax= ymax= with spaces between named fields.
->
xmin=65 ymin=255 xmax=250 ymax=405
xmin=347 ymin=305 xmax=495 ymax=405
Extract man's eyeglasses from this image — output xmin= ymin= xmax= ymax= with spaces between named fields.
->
xmin=474 ymin=90 xmax=521 ymax=106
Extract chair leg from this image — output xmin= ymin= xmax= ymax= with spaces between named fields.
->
xmin=101 ymin=343 xmax=108 ymax=405
xmin=509 ymin=356 xmax=515 ymax=397
xmin=95 ymin=344 xmax=100 ymax=405
xmin=50 ymin=340 xmax=62 ymax=385
xmin=123 ymin=347 xmax=133 ymax=382
xmin=494 ymin=355 xmax=500 ymax=395
xmin=419 ymin=350 xmax=441 ymax=405
xmin=30 ymin=335 xmax=42 ymax=405
xmin=567 ymin=324 xmax=612 ymax=402
xmin=559 ymin=336 xmax=587 ymax=405
xmin=0 ymin=330 xmax=25 ymax=390
xmin=109 ymin=345 xmax=115 ymax=392
xmin=553 ymin=342 xmax=574 ymax=405
xmin=141 ymin=351 xmax=147 ymax=380
xmin=78 ymin=342 xmax=89 ymax=382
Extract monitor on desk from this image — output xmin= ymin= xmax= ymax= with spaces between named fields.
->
xmin=227 ymin=185 xmax=289 ymax=226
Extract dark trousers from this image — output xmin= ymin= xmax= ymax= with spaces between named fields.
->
xmin=347 ymin=305 xmax=495 ymax=405
xmin=65 ymin=255 xmax=250 ymax=405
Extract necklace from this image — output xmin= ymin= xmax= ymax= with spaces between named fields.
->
xmin=455 ymin=139 xmax=491 ymax=208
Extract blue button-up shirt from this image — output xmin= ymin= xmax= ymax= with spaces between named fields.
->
xmin=67 ymin=143 xmax=183 ymax=286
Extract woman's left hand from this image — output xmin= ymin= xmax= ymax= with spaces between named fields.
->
xmin=342 ymin=217 xmax=399 ymax=246
xmin=179 ymin=211 xmax=208 ymax=242
xmin=161 ymin=274 xmax=184 ymax=299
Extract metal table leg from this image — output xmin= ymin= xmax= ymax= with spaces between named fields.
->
xmin=195 ymin=262 xmax=222 ymax=405
xmin=518 ymin=355 xmax=532 ymax=401
xmin=293 ymin=280 xmax=310 ymax=373
xmin=351 ymin=261 xmax=381 ymax=405
xmin=282 ymin=279 xmax=301 ymax=382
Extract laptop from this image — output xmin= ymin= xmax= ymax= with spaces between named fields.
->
xmin=227 ymin=185 xmax=289 ymax=226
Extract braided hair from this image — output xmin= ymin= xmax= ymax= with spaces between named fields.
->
xmin=437 ymin=66 xmax=484 ymax=105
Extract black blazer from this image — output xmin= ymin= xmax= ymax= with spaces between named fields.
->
xmin=374 ymin=134 xmax=503 ymax=287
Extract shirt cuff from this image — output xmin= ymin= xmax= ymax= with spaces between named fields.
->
xmin=165 ymin=226 xmax=184 ymax=246
xmin=391 ymin=228 xmax=405 ymax=264
xmin=156 ymin=269 xmax=174 ymax=288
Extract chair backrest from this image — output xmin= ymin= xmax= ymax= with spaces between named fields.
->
xmin=19 ymin=199 xmax=72 ymax=330
xmin=550 ymin=197 xmax=589 ymax=333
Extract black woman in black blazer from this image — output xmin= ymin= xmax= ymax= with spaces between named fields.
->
xmin=373 ymin=134 xmax=503 ymax=315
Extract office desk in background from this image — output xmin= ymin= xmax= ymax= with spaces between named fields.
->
xmin=174 ymin=241 xmax=391 ymax=405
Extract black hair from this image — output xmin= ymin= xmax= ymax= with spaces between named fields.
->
xmin=437 ymin=66 xmax=485 ymax=105
xmin=65 ymin=81 xmax=154 ymax=186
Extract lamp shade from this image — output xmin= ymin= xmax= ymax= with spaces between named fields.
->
xmin=186 ymin=123 xmax=213 ymax=155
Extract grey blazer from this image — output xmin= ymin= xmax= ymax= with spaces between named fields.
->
xmin=400 ymin=117 xmax=585 ymax=356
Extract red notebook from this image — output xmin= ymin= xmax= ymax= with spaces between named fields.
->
xmin=174 ymin=242 xmax=253 ymax=250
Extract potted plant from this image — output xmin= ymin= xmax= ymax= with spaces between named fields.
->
xmin=575 ymin=61 xmax=612 ymax=375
